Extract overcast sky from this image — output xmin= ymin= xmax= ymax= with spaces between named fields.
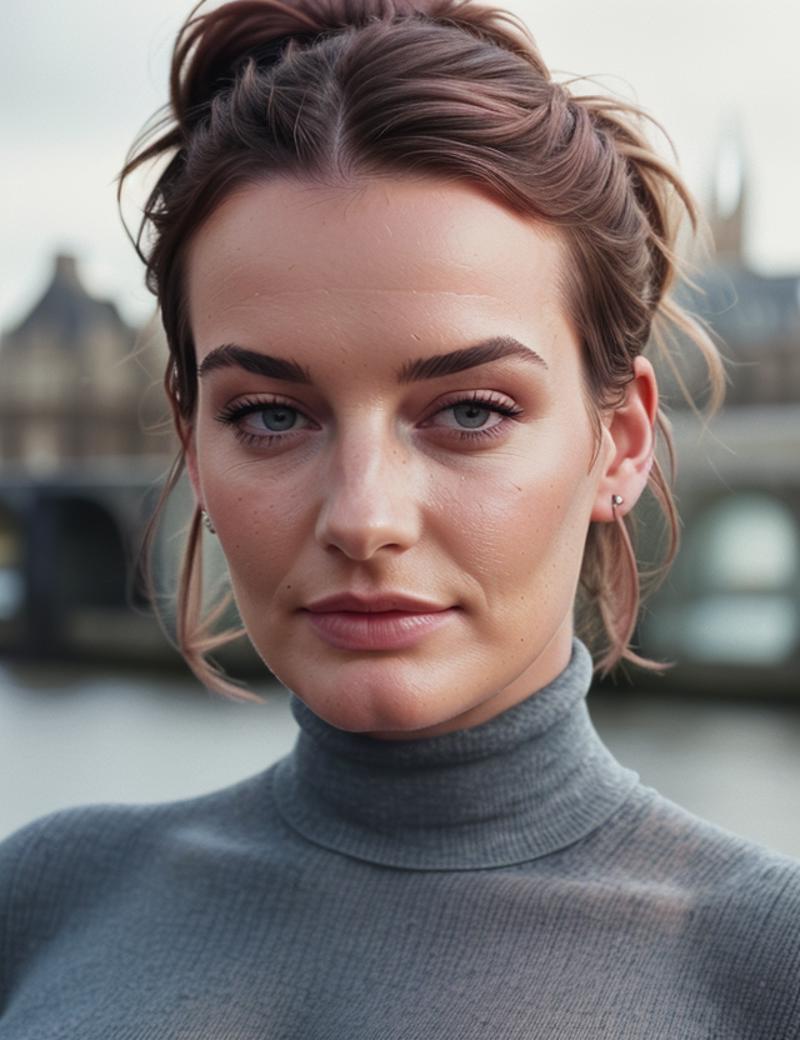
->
xmin=1 ymin=0 xmax=798 ymax=332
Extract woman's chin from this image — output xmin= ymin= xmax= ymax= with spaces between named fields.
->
xmin=274 ymin=655 xmax=466 ymax=737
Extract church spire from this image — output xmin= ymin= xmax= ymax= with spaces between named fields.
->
xmin=708 ymin=115 xmax=747 ymax=265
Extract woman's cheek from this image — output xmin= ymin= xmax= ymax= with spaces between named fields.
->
xmin=460 ymin=449 xmax=590 ymax=587
xmin=207 ymin=441 xmax=314 ymax=525
xmin=211 ymin=484 xmax=303 ymax=594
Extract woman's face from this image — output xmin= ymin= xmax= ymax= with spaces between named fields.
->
xmin=185 ymin=175 xmax=617 ymax=739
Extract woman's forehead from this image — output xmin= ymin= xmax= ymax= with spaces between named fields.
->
xmin=185 ymin=175 xmax=569 ymax=341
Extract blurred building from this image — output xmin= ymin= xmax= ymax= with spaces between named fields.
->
xmin=638 ymin=126 xmax=800 ymax=691
xmin=0 ymin=255 xmax=178 ymax=662
xmin=0 ymin=254 xmax=173 ymax=470
xmin=668 ymin=127 xmax=800 ymax=409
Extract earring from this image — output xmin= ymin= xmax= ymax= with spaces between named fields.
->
xmin=201 ymin=509 xmax=216 ymax=534
xmin=610 ymin=492 xmax=636 ymax=576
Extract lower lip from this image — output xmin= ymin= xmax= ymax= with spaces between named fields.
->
xmin=304 ymin=608 xmax=457 ymax=651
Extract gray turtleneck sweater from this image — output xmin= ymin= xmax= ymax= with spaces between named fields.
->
xmin=2 ymin=640 xmax=799 ymax=1037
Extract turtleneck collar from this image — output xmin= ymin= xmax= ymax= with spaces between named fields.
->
xmin=272 ymin=638 xmax=640 ymax=870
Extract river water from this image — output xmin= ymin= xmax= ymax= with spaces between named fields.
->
xmin=2 ymin=661 xmax=799 ymax=860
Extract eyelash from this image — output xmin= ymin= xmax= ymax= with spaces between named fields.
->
xmin=214 ymin=391 xmax=524 ymax=449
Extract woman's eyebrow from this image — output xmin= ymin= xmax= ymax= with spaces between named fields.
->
xmin=398 ymin=338 xmax=548 ymax=382
xmin=196 ymin=336 xmax=548 ymax=383
xmin=198 ymin=345 xmax=312 ymax=382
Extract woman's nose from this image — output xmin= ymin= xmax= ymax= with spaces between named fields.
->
xmin=314 ymin=429 xmax=422 ymax=561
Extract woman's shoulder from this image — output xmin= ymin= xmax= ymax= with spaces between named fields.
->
xmin=0 ymin=762 xmax=286 ymax=909
xmin=570 ymin=782 xmax=799 ymax=1020
xmin=611 ymin=782 xmax=800 ymax=958
xmin=572 ymin=782 xmax=800 ymax=1028
xmin=0 ymin=764 xmax=294 ymax=1010
xmin=611 ymin=781 xmax=800 ymax=891
xmin=631 ymin=781 xmax=800 ymax=874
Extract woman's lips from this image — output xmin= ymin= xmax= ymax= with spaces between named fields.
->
xmin=304 ymin=608 xmax=458 ymax=651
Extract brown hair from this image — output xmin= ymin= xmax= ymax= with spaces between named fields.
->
xmin=119 ymin=0 xmax=725 ymax=698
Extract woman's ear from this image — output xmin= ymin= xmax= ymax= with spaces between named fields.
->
xmin=590 ymin=355 xmax=658 ymax=522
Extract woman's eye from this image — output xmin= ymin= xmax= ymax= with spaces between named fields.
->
xmin=247 ymin=404 xmax=300 ymax=432
xmin=425 ymin=394 xmax=523 ymax=439
xmin=446 ymin=401 xmax=499 ymax=429
xmin=214 ymin=398 xmax=313 ymax=446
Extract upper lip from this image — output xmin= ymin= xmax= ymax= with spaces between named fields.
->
xmin=304 ymin=592 xmax=451 ymax=613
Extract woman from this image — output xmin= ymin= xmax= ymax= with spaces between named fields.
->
xmin=2 ymin=0 xmax=799 ymax=1033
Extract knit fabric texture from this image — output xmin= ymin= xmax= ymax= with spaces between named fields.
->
xmin=2 ymin=638 xmax=799 ymax=1038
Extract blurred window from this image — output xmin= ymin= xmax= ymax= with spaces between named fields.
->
xmin=678 ymin=493 xmax=799 ymax=664
xmin=699 ymin=493 xmax=798 ymax=592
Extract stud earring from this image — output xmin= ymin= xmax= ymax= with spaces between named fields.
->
xmin=201 ymin=509 xmax=216 ymax=534
xmin=611 ymin=494 xmax=624 ymax=508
